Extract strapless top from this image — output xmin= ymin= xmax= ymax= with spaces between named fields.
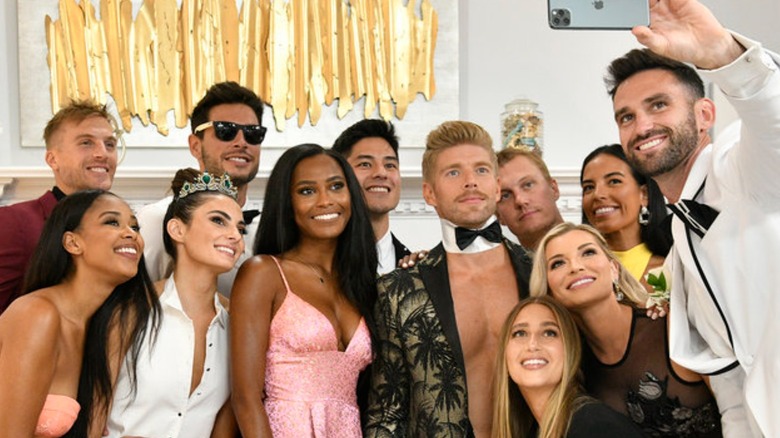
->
xmin=35 ymin=394 xmax=80 ymax=438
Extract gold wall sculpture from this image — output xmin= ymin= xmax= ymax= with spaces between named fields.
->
xmin=45 ymin=0 xmax=438 ymax=134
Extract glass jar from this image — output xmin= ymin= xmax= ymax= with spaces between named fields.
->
xmin=500 ymin=98 xmax=544 ymax=152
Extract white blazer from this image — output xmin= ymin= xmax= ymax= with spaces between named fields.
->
xmin=667 ymin=34 xmax=780 ymax=437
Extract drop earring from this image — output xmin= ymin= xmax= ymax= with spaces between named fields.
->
xmin=639 ymin=205 xmax=650 ymax=226
xmin=613 ymin=279 xmax=625 ymax=302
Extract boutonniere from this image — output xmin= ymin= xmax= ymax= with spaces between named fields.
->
xmin=645 ymin=266 xmax=671 ymax=310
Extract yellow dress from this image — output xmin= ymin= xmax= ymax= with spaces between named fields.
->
xmin=612 ymin=243 xmax=653 ymax=282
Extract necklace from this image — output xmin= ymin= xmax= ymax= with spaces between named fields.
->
xmin=287 ymin=257 xmax=329 ymax=284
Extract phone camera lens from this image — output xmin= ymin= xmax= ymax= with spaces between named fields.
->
xmin=563 ymin=17 xmax=570 ymax=25
xmin=553 ymin=17 xmax=560 ymax=25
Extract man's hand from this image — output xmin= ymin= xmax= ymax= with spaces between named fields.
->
xmin=397 ymin=250 xmax=428 ymax=269
xmin=632 ymin=0 xmax=745 ymax=69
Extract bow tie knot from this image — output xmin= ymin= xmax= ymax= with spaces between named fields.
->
xmin=455 ymin=221 xmax=502 ymax=250
xmin=668 ymin=199 xmax=719 ymax=239
xmin=243 ymin=209 xmax=260 ymax=225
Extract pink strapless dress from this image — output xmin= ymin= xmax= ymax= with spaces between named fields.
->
xmin=265 ymin=257 xmax=372 ymax=438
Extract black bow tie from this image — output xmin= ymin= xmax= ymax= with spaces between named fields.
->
xmin=243 ymin=209 xmax=260 ymax=225
xmin=455 ymin=221 xmax=502 ymax=250
xmin=667 ymin=199 xmax=719 ymax=239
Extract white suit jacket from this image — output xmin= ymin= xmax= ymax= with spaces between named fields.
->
xmin=667 ymin=34 xmax=780 ymax=437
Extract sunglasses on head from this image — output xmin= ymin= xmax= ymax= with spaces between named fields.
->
xmin=193 ymin=120 xmax=267 ymax=145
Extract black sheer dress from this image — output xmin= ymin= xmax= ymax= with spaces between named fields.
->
xmin=581 ymin=309 xmax=722 ymax=437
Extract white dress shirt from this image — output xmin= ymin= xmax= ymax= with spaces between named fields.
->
xmin=106 ymin=276 xmax=230 ymax=438
xmin=376 ymin=229 xmax=397 ymax=276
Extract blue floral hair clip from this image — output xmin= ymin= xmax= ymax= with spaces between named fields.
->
xmin=178 ymin=172 xmax=238 ymax=200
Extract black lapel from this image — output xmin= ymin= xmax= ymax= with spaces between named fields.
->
xmin=418 ymin=240 xmax=533 ymax=379
xmin=418 ymin=244 xmax=466 ymax=373
xmin=391 ymin=233 xmax=412 ymax=264
xmin=505 ymin=239 xmax=533 ymax=299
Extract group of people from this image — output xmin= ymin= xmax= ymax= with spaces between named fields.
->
xmin=0 ymin=0 xmax=778 ymax=436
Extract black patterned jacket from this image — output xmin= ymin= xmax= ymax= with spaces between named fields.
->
xmin=365 ymin=239 xmax=532 ymax=437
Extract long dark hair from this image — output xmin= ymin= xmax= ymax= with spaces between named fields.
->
xmin=23 ymin=190 xmax=161 ymax=437
xmin=254 ymin=144 xmax=379 ymax=341
xmin=580 ymin=144 xmax=671 ymax=257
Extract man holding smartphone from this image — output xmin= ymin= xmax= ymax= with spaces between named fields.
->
xmin=604 ymin=0 xmax=780 ymax=436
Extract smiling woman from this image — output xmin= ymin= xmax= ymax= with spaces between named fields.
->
xmin=95 ymin=170 xmax=245 ymax=438
xmin=580 ymin=144 xmax=671 ymax=291
xmin=530 ymin=223 xmax=722 ymax=437
xmin=492 ymin=295 xmax=644 ymax=438
xmin=0 ymin=190 xmax=159 ymax=437
xmin=230 ymin=144 xmax=378 ymax=437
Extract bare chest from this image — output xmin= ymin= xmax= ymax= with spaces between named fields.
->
xmin=450 ymin=265 xmax=519 ymax=361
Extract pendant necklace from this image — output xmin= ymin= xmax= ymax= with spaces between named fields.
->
xmin=289 ymin=257 xmax=328 ymax=284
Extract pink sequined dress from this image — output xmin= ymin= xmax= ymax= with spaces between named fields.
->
xmin=265 ymin=256 xmax=372 ymax=437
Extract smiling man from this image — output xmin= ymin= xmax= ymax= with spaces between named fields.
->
xmin=137 ymin=81 xmax=266 ymax=295
xmin=333 ymin=119 xmax=411 ymax=275
xmin=496 ymin=147 xmax=563 ymax=252
xmin=366 ymin=121 xmax=532 ymax=437
xmin=604 ymin=0 xmax=780 ymax=435
xmin=0 ymin=100 xmax=120 ymax=313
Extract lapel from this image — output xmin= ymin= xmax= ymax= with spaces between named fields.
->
xmin=391 ymin=233 xmax=411 ymax=264
xmin=418 ymin=239 xmax=532 ymax=374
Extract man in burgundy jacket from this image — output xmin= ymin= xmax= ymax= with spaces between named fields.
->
xmin=0 ymin=101 xmax=120 ymax=313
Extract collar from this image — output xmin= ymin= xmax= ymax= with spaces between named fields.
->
xmin=376 ymin=228 xmax=395 ymax=275
xmin=161 ymin=275 xmax=228 ymax=329
xmin=440 ymin=216 xmax=503 ymax=254
xmin=52 ymin=186 xmax=67 ymax=201
xmin=680 ymin=144 xmax=713 ymax=201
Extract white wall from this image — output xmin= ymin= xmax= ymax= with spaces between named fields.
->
xmin=2 ymin=0 xmax=778 ymax=250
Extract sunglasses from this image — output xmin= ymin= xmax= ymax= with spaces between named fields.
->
xmin=193 ymin=121 xmax=267 ymax=145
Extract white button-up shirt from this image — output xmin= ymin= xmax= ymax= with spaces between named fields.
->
xmin=106 ymin=276 xmax=230 ymax=438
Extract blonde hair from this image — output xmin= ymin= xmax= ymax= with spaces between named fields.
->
xmin=422 ymin=120 xmax=496 ymax=182
xmin=492 ymin=296 xmax=590 ymax=438
xmin=43 ymin=100 xmax=119 ymax=149
xmin=529 ymin=223 xmax=648 ymax=306
xmin=497 ymin=147 xmax=553 ymax=182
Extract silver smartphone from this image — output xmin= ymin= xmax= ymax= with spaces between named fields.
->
xmin=548 ymin=0 xmax=649 ymax=30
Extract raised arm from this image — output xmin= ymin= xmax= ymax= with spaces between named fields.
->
xmin=364 ymin=275 xmax=410 ymax=437
xmin=0 ymin=296 xmax=61 ymax=435
xmin=229 ymin=256 xmax=280 ymax=437
xmin=632 ymin=0 xmax=744 ymax=69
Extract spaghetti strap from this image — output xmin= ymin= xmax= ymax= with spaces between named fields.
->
xmin=269 ymin=256 xmax=292 ymax=293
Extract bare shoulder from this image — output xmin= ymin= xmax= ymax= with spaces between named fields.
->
xmin=231 ymin=255 xmax=285 ymax=304
xmin=0 ymin=292 xmax=62 ymax=351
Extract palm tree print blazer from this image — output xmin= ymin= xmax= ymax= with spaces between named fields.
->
xmin=365 ymin=239 xmax=532 ymax=437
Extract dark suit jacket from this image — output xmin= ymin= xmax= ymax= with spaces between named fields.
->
xmin=365 ymin=239 xmax=532 ymax=437
xmin=391 ymin=233 xmax=411 ymax=265
xmin=0 ymin=191 xmax=58 ymax=313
